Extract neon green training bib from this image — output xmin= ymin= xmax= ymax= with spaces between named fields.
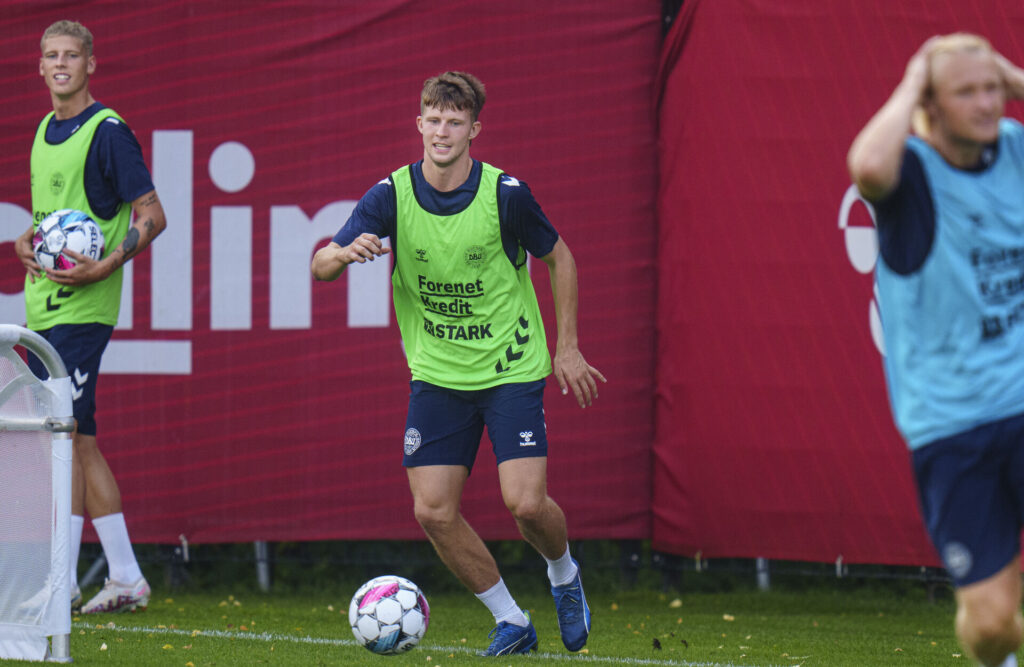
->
xmin=391 ymin=162 xmax=551 ymax=390
xmin=27 ymin=108 xmax=131 ymax=329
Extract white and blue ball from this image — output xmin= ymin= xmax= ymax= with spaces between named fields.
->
xmin=32 ymin=209 xmax=105 ymax=271
xmin=348 ymin=575 xmax=429 ymax=655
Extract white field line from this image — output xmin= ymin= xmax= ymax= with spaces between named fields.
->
xmin=72 ymin=621 xmax=783 ymax=667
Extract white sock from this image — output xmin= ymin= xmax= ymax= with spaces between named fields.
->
xmin=545 ymin=544 xmax=578 ymax=587
xmin=475 ymin=579 xmax=528 ymax=627
xmin=992 ymin=654 xmax=1018 ymax=667
xmin=70 ymin=515 xmax=84 ymax=589
xmin=92 ymin=513 xmax=143 ymax=584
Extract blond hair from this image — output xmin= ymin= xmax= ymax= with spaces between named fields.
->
xmin=421 ymin=72 xmax=486 ymax=122
xmin=912 ymin=33 xmax=995 ymax=138
xmin=40 ymin=20 xmax=93 ymax=58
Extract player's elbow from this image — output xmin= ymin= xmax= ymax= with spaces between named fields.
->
xmin=149 ymin=212 xmax=168 ymax=239
xmin=311 ymin=250 xmax=341 ymax=282
xmin=310 ymin=259 xmax=329 ymax=281
xmin=847 ymin=151 xmax=896 ymax=202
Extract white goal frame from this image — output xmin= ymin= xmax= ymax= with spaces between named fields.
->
xmin=0 ymin=325 xmax=74 ymax=663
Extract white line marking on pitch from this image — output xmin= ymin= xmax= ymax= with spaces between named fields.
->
xmin=72 ymin=621 xmax=776 ymax=667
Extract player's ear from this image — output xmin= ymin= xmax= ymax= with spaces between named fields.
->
xmin=469 ymin=121 xmax=481 ymax=140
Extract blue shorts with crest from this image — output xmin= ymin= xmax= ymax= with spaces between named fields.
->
xmin=402 ymin=379 xmax=548 ymax=470
xmin=912 ymin=411 xmax=1024 ymax=587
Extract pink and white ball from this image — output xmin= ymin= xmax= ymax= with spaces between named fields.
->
xmin=348 ymin=575 xmax=429 ymax=655
xmin=32 ymin=209 xmax=105 ymax=271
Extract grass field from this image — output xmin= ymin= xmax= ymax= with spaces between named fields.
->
xmin=22 ymin=575 xmax=995 ymax=666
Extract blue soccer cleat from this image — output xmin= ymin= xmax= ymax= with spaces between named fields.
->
xmin=478 ymin=610 xmax=538 ymax=656
xmin=551 ymin=558 xmax=591 ymax=651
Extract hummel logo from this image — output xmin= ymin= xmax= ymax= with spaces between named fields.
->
xmin=519 ymin=430 xmax=535 ymax=447
xmin=71 ymin=368 xmax=88 ymax=401
xmin=45 ymin=286 xmax=74 ymax=312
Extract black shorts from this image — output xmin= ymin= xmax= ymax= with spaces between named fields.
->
xmin=402 ymin=379 xmax=548 ymax=470
xmin=27 ymin=323 xmax=113 ymax=436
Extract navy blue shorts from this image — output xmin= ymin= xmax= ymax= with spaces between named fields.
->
xmin=912 ymin=411 xmax=1024 ymax=587
xmin=402 ymin=379 xmax=548 ymax=470
xmin=27 ymin=323 xmax=113 ymax=437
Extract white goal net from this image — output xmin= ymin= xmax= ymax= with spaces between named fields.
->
xmin=0 ymin=326 xmax=73 ymax=662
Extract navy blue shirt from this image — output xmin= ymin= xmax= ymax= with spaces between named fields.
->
xmin=43 ymin=101 xmax=154 ymax=220
xmin=875 ymin=144 xmax=998 ymax=275
xmin=332 ymin=160 xmax=559 ymax=266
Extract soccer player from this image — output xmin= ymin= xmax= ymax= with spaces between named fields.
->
xmin=312 ymin=71 xmax=605 ymax=656
xmin=848 ymin=34 xmax=1024 ymax=667
xmin=14 ymin=20 xmax=166 ymax=614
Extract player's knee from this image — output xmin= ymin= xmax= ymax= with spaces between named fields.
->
xmin=504 ymin=494 xmax=545 ymax=524
xmin=959 ymin=598 xmax=1023 ymax=656
xmin=412 ymin=501 xmax=457 ymax=534
xmin=72 ymin=433 xmax=100 ymax=454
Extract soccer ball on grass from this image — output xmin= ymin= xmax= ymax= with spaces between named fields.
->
xmin=349 ymin=575 xmax=429 ymax=655
xmin=33 ymin=209 xmax=105 ymax=271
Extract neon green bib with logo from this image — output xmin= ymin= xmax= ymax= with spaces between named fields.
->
xmin=391 ymin=162 xmax=551 ymax=390
xmin=27 ymin=108 xmax=131 ymax=329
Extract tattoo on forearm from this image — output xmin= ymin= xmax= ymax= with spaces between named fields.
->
xmin=121 ymin=227 xmax=140 ymax=256
xmin=140 ymin=193 xmax=158 ymax=207
xmin=144 ymin=218 xmax=155 ymax=234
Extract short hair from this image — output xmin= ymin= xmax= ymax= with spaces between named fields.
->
xmin=421 ymin=71 xmax=486 ymax=122
xmin=40 ymin=20 xmax=93 ymax=58
xmin=912 ymin=33 xmax=995 ymax=139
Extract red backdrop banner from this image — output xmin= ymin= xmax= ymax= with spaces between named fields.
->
xmin=654 ymin=0 xmax=1024 ymax=566
xmin=0 ymin=2 xmax=660 ymax=544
